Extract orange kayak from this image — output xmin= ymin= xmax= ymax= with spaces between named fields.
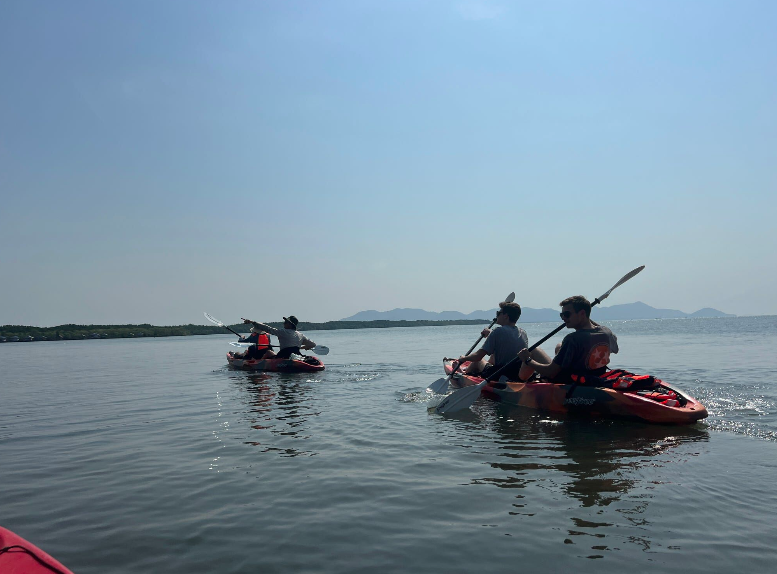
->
xmin=0 ymin=526 xmax=74 ymax=574
xmin=443 ymin=360 xmax=708 ymax=425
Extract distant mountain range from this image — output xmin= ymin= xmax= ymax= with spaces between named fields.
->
xmin=341 ymin=302 xmax=734 ymax=322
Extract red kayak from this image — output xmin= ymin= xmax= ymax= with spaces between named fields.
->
xmin=227 ymin=351 xmax=325 ymax=372
xmin=443 ymin=360 xmax=708 ymax=425
xmin=0 ymin=526 xmax=74 ymax=574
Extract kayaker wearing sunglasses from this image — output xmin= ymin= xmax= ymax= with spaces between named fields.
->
xmin=518 ymin=295 xmax=619 ymax=381
xmin=452 ymin=301 xmax=549 ymax=382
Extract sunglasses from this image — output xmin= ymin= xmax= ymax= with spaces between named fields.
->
xmin=560 ymin=311 xmax=573 ymax=319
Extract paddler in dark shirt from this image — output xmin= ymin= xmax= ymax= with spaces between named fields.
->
xmin=518 ymin=295 xmax=618 ymax=381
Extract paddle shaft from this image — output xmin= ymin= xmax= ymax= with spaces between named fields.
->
xmin=464 ymin=318 xmax=498 ymax=356
xmin=224 ymin=325 xmax=242 ymax=338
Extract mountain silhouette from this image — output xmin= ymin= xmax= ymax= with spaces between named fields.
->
xmin=341 ymin=302 xmax=734 ymax=322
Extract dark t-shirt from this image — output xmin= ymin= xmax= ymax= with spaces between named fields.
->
xmin=553 ymin=324 xmax=619 ymax=377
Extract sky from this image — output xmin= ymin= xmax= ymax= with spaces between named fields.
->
xmin=1 ymin=1 xmax=775 ymax=326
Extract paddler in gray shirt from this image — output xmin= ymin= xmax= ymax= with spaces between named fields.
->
xmin=453 ymin=301 xmax=551 ymax=382
xmin=242 ymin=315 xmax=316 ymax=359
xmin=518 ymin=295 xmax=619 ymax=381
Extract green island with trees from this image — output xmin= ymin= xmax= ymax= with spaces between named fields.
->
xmin=0 ymin=319 xmax=490 ymax=342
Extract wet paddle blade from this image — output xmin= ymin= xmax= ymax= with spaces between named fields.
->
xmin=598 ymin=265 xmax=645 ymax=303
xmin=204 ymin=312 xmax=224 ymax=327
xmin=432 ymin=382 xmax=486 ymax=414
xmin=428 ymin=376 xmax=451 ymax=394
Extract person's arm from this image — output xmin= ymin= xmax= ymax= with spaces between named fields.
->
xmin=609 ymin=330 xmax=619 ymax=354
xmin=243 ymin=318 xmax=280 ymax=336
xmin=300 ymin=334 xmax=316 ymax=350
xmin=456 ymin=348 xmax=488 ymax=367
xmin=239 ymin=332 xmax=258 ymax=344
xmin=517 ymin=348 xmax=562 ymax=379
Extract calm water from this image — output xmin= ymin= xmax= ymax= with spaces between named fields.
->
xmin=1 ymin=316 xmax=776 ymax=573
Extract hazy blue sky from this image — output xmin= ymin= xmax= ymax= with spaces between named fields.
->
xmin=1 ymin=1 xmax=775 ymax=326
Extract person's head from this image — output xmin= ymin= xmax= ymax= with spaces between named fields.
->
xmin=283 ymin=315 xmax=299 ymax=330
xmin=496 ymin=301 xmax=521 ymax=324
xmin=559 ymin=295 xmax=591 ymax=328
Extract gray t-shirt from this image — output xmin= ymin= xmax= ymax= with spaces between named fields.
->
xmin=252 ymin=322 xmax=315 ymax=351
xmin=481 ymin=325 xmax=529 ymax=367
xmin=553 ymin=324 xmax=619 ymax=376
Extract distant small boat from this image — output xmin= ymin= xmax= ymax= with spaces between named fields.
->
xmin=10 ymin=336 xmax=19 ymax=342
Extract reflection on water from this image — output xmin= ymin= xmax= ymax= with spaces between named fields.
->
xmin=231 ymin=372 xmax=321 ymax=457
xmin=474 ymin=403 xmax=709 ymax=556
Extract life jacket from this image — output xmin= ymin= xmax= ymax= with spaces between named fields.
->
xmin=598 ymin=369 xmax=660 ymax=391
xmin=255 ymin=333 xmax=270 ymax=351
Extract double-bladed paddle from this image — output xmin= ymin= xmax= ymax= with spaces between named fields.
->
xmin=427 ymin=291 xmax=516 ymax=394
xmin=432 ymin=266 xmax=645 ymax=414
xmin=229 ymin=341 xmax=330 ymax=356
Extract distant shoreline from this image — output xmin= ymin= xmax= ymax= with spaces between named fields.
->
xmin=0 ymin=315 xmax=763 ymax=343
xmin=0 ymin=319 xmax=492 ymax=342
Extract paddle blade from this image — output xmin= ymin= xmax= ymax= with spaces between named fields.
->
xmin=427 ymin=376 xmax=451 ymax=394
xmin=432 ymin=382 xmax=486 ymax=414
xmin=598 ymin=265 xmax=645 ymax=303
xmin=313 ymin=345 xmax=330 ymax=356
xmin=230 ymin=342 xmax=250 ymax=347
xmin=505 ymin=292 xmax=515 ymax=303
xmin=204 ymin=312 xmax=223 ymax=326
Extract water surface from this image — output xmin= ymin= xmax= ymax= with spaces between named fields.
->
xmin=1 ymin=317 xmax=776 ymax=572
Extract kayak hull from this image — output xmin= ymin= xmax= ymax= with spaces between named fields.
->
xmin=0 ymin=526 xmax=74 ymax=574
xmin=227 ymin=351 xmax=325 ymax=372
xmin=443 ymin=360 xmax=707 ymax=425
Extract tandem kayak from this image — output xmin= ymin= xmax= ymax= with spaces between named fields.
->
xmin=0 ymin=526 xmax=74 ymax=574
xmin=443 ymin=360 xmax=708 ymax=425
xmin=227 ymin=351 xmax=325 ymax=372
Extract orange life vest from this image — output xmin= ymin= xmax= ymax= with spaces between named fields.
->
xmin=255 ymin=333 xmax=270 ymax=350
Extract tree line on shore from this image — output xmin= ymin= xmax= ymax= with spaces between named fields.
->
xmin=0 ymin=319 xmax=490 ymax=341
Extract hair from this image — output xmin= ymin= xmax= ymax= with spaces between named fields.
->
xmin=560 ymin=295 xmax=592 ymax=317
xmin=499 ymin=301 xmax=522 ymax=322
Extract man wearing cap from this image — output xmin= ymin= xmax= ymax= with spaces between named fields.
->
xmin=242 ymin=316 xmax=316 ymax=359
